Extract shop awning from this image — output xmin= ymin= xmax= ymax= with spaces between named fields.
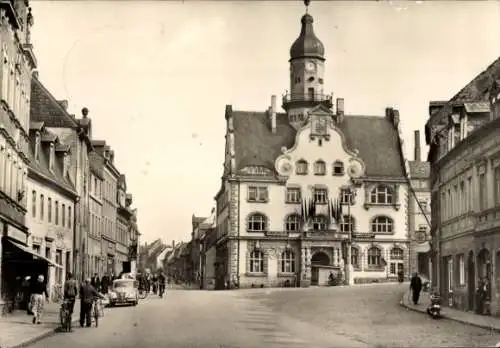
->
xmin=7 ymin=239 xmax=63 ymax=268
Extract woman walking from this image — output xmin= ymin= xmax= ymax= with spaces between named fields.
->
xmin=31 ymin=275 xmax=49 ymax=324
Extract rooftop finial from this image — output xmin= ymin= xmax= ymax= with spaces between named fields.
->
xmin=304 ymin=0 xmax=310 ymax=14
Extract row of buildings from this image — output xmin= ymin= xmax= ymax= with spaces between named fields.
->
xmin=163 ymin=2 xmax=431 ymax=289
xmin=0 ymin=1 xmax=140 ymax=313
xmin=426 ymin=57 xmax=500 ymax=316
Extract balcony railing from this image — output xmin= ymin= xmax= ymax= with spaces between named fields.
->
xmin=282 ymin=93 xmax=333 ymax=106
xmin=475 ymin=206 xmax=500 ymax=233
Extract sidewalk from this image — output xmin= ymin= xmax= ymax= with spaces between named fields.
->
xmin=0 ymin=301 xmax=79 ymax=348
xmin=400 ymin=290 xmax=500 ymax=332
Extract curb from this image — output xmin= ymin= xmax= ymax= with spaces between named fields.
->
xmin=399 ymin=293 xmax=500 ymax=333
xmin=8 ymin=318 xmax=79 ymax=348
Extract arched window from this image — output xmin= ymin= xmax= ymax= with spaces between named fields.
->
xmin=249 ymin=249 xmax=264 ymax=273
xmin=370 ymin=185 xmax=394 ymax=204
xmin=390 ymin=247 xmax=404 ymax=260
xmin=313 ymin=160 xmax=326 ymax=175
xmin=371 ymin=216 xmax=394 ymax=233
xmin=367 ymin=247 xmax=381 ymax=267
xmin=247 ymin=213 xmax=267 ymax=232
xmin=351 ymin=247 xmax=359 ymax=268
xmin=311 ymin=215 xmax=328 ymax=231
xmin=340 ymin=215 xmax=354 ymax=233
xmin=285 ymin=214 xmax=300 ymax=232
xmin=333 ymin=161 xmax=344 ymax=175
xmin=296 ymin=160 xmax=308 ymax=175
xmin=280 ymin=250 xmax=295 ymax=273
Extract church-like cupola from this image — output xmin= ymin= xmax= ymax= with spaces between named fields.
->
xmin=283 ymin=0 xmax=333 ymax=127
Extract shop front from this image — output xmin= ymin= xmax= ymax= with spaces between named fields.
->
xmin=116 ymin=243 xmax=128 ymax=275
xmin=102 ymin=239 xmax=116 ymax=276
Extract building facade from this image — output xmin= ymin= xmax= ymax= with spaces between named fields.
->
xmin=213 ymin=4 xmax=410 ymax=289
xmin=116 ymin=175 xmax=132 ymax=274
xmin=26 ymin=122 xmax=76 ymax=299
xmin=30 ymin=76 xmax=93 ymax=282
xmin=408 ymin=130 xmax=431 ymax=278
xmin=426 ymin=57 xmax=500 ymax=315
xmin=89 ymin=151 xmax=103 ymax=276
xmin=0 ymin=1 xmax=37 ymax=306
xmin=92 ymin=141 xmax=119 ymax=276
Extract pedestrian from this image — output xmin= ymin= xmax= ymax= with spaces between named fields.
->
xmin=22 ymin=276 xmax=31 ymax=314
xmin=63 ymin=272 xmax=78 ymax=331
xmin=90 ymin=273 xmax=101 ymax=292
xmin=79 ymin=277 xmax=104 ymax=327
xmin=409 ymin=272 xmax=423 ymax=305
xmin=30 ymin=274 xmax=49 ymax=324
xmin=101 ymin=273 xmax=110 ymax=294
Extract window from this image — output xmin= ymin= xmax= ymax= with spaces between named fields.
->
xmin=447 ymin=257 xmax=453 ymax=290
xmin=495 ymin=167 xmax=500 ymax=206
xmin=285 ymin=214 xmax=300 ymax=232
xmin=55 ymin=201 xmax=59 ymax=225
xmin=40 ymin=194 xmax=44 ymax=220
xmin=370 ymin=185 xmax=394 ymax=204
xmin=458 ymin=254 xmax=465 ymax=286
xmin=479 ymin=173 xmax=486 ymax=211
xmin=333 ymin=161 xmax=344 ymax=175
xmin=351 ymin=247 xmax=359 ymax=267
xmin=280 ymin=250 xmax=295 ymax=273
xmin=62 ymin=204 xmax=66 ymax=227
xmin=340 ymin=188 xmax=354 ymax=205
xmin=313 ymin=188 xmax=328 ymax=204
xmin=296 ymin=160 xmax=308 ymax=175
xmin=467 ymin=177 xmax=472 ymax=211
xmin=48 ymin=197 xmax=52 ymax=223
xmin=313 ymin=160 xmax=326 ymax=175
xmin=286 ymin=188 xmax=301 ymax=203
xmin=371 ymin=216 xmax=394 ymax=233
xmin=55 ymin=250 xmax=63 ymax=284
xmin=367 ymin=247 xmax=382 ymax=267
xmin=249 ymin=249 xmax=264 ymax=273
xmin=340 ymin=215 xmax=354 ymax=233
xmin=248 ymin=186 xmax=268 ymax=202
xmin=390 ymin=262 xmax=404 ymax=275
xmin=311 ymin=215 xmax=328 ymax=231
xmin=32 ymin=244 xmax=40 ymax=254
xmin=31 ymin=190 xmax=36 ymax=217
xmin=390 ymin=247 xmax=404 ymax=260
xmin=247 ymin=213 xmax=267 ymax=232
xmin=459 ymin=181 xmax=465 ymax=214
xmin=68 ymin=206 xmax=72 ymax=229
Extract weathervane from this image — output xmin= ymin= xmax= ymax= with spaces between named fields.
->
xmin=304 ymin=0 xmax=310 ymax=14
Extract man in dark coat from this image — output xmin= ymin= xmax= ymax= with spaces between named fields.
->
xmin=100 ymin=273 xmax=110 ymax=294
xmin=90 ymin=273 xmax=101 ymax=292
xmin=79 ymin=278 xmax=104 ymax=327
xmin=410 ymin=272 xmax=423 ymax=305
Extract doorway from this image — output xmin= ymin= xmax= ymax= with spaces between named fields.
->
xmin=467 ymin=251 xmax=475 ymax=311
xmin=417 ymin=253 xmax=429 ymax=277
xmin=311 ymin=252 xmax=330 ymax=286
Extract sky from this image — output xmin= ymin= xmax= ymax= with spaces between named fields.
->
xmin=29 ymin=1 xmax=500 ymax=244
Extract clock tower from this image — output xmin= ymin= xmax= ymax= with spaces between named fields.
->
xmin=283 ymin=0 xmax=333 ymax=128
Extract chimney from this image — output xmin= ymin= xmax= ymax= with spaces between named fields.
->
xmin=58 ymin=100 xmax=68 ymax=110
xmin=414 ymin=130 xmax=421 ymax=162
xmin=172 ymin=240 xmax=175 ymax=248
xmin=336 ymin=98 xmax=344 ymax=122
xmin=32 ymin=70 xmax=39 ymax=79
xmin=270 ymin=95 xmax=277 ymax=133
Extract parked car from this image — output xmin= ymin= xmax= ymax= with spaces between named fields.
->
xmin=108 ymin=279 xmax=139 ymax=307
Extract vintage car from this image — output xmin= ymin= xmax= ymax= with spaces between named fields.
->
xmin=108 ymin=279 xmax=139 ymax=306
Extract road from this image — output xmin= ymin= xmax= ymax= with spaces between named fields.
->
xmin=28 ymin=283 xmax=500 ymax=348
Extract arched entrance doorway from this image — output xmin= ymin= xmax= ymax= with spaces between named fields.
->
xmin=477 ymin=248 xmax=492 ymax=314
xmin=311 ymin=252 xmax=330 ymax=286
xmin=467 ymin=251 xmax=475 ymax=311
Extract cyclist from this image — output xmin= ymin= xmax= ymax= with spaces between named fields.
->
xmin=158 ymin=271 xmax=166 ymax=298
xmin=63 ymin=272 xmax=78 ymax=331
xmin=79 ymin=277 xmax=104 ymax=328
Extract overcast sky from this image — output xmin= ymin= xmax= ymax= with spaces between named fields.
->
xmin=30 ymin=1 xmax=500 ymax=244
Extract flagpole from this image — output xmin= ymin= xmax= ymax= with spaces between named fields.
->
xmin=344 ymin=186 xmax=356 ymax=286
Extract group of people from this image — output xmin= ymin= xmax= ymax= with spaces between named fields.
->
xmin=137 ymin=271 xmax=166 ymax=296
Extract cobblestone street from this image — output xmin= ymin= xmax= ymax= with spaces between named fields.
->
xmin=18 ymin=284 xmax=500 ymax=348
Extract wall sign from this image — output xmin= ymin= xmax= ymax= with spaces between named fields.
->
xmin=7 ymin=225 xmax=27 ymax=244
xmin=240 ymin=166 xmax=273 ymax=176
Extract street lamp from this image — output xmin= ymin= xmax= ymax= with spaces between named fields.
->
xmin=341 ymin=186 xmax=356 ymax=286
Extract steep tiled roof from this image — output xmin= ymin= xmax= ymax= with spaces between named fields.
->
xmin=409 ymin=161 xmax=430 ymax=179
xmin=41 ymin=132 xmax=57 ymax=142
xmin=232 ymin=111 xmax=405 ymax=178
xmin=30 ymin=77 xmax=79 ymax=128
xmin=27 ymin=128 xmax=76 ymax=195
xmin=429 ymin=56 xmax=500 ymax=126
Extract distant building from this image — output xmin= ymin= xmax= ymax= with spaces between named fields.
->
xmin=89 ymin=151 xmax=104 ymax=276
xmin=213 ymin=3 xmax=410 ymax=289
xmin=426 ymin=56 xmax=500 ymax=315
xmin=407 ymin=131 xmax=431 ymax=278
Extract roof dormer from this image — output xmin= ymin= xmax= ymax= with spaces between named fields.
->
xmin=490 ymin=79 xmax=500 ymax=120
xmin=49 ymin=142 xmax=55 ymax=172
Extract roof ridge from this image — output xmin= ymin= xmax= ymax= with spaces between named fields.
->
xmin=32 ymin=77 xmax=79 ymax=127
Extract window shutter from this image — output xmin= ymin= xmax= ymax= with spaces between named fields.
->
xmin=263 ymin=250 xmax=269 ymax=275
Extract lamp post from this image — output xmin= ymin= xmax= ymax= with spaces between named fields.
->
xmin=342 ymin=186 xmax=356 ymax=286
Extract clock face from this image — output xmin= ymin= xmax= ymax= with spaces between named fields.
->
xmin=306 ymin=62 xmax=316 ymax=72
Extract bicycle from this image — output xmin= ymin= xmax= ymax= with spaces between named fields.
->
xmin=59 ymin=299 xmax=72 ymax=332
xmin=138 ymin=288 xmax=148 ymax=300
xmin=92 ymin=298 xmax=104 ymax=327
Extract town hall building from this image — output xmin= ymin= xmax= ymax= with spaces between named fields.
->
xmin=214 ymin=2 xmax=411 ymax=288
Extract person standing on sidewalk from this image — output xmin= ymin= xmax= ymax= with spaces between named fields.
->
xmin=30 ymin=275 xmax=49 ymax=324
xmin=410 ymin=272 xmax=423 ymax=305
xmin=79 ymin=277 xmax=104 ymax=327
xmin=63 ymin=272 xmax=78 ymax=331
